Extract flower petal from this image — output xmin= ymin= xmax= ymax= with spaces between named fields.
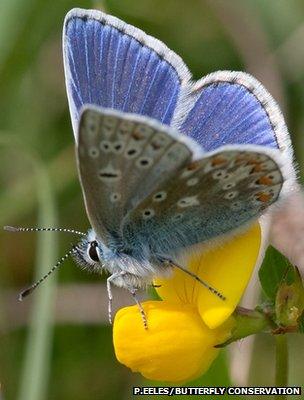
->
xmin=113 ymin=301 xmax=234 ymax=383
xmin=155 ymin=223 xmax=261 ymax=329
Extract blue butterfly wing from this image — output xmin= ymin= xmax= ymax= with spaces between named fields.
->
xmin=122 ymin=144 xmax=289 ymax=257
xmin=63 ymin=8 xmax=189 ymax=137
xmin=173 ymin=71 xmax=293 ymax=153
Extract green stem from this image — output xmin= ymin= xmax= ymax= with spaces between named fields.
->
xmin=216 ymin=307 xmax=270 ymax=347
xmin=275 ymin=335 xmax=288 ymax=399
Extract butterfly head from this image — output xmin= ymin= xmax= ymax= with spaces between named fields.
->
xmin=73 ymin=229 xmax=105 ymax=274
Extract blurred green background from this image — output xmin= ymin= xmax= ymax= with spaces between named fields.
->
xmin=0 ymin=0 xmax=303 ymax=399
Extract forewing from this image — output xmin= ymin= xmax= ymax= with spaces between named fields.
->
xmin=76 ymin=106 xmax=194 ymax=242
xmin=63 ymin=8 xmax=189 ymax=139
xmin=122 ymin=147 xmax=287 ymax=255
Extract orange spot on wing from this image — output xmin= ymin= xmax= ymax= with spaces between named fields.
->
xmin=211 ymin=156 xmax=227 ymax=167
xmin=257 ymin=176 xmax=273 ymax=185
xmin=246 ymin=159 xmax=264 ymax=172
xmin=132 ymin=132 xmax=144 ymax=141
xmin=252 ymin=164 xmax=263 ymax=173
xmin=187 ymin=162 xmax=200 ymax=171
xmin=256 ymin=192 xmax=273 ymax=202
xmin=151 ymin=142 xmax=161 ymax=150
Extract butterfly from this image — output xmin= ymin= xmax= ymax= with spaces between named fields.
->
xmin=8 ymin=8 xmax=295 ymax=328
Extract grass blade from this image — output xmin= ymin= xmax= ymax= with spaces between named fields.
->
xmin=16 ymin=163 xmax=57 ymax=400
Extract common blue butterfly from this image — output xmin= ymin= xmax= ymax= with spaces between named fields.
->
xmin=7 ymin=8 xmax=295 ymax=327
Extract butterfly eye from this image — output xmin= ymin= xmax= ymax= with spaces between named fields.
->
xmin=88 ymin=241 xmax=99 ymax=262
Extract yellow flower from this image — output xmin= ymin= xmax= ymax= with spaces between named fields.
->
xmin=113 ymin=301 xmax=234 ymax=382
xmin=113 ymin=223 xmax=262 ymax=382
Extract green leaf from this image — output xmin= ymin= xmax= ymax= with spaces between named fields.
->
xmin=258 ymin=246 xmax=292 ymax=301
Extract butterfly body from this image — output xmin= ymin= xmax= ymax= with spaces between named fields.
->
xmin=72 ymin=225 xmax=171 ymax=289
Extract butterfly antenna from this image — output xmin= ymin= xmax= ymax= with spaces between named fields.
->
xmin=4 ymin=226 xmax=86 ymax=237
xmin=163 ymin=258 xmax=226 ymax=301
xmin=18 ymin=246 xmax=77 ymax=301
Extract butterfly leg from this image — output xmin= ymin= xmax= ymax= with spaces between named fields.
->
xmin=106 ymin=272 xmax=126 ymax=324
xmin=161 ymin=258 xmax=226 ymax=301
xmin=129 ymin=289 xmax=148 ymax=330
